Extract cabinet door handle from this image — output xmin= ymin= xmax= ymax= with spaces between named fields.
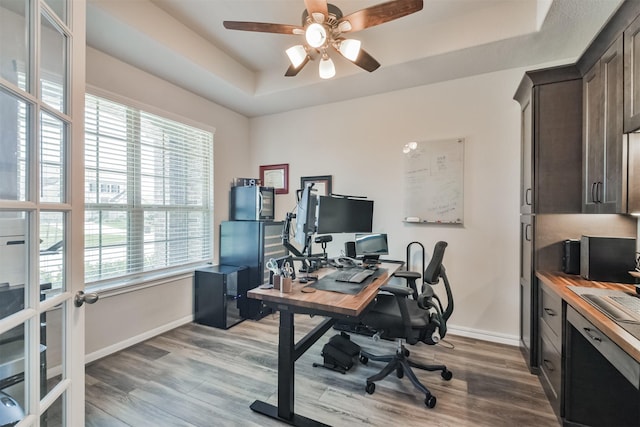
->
xmin=583 ymin=327 xmax=602 ymax=342
xmin=543 ymin=307 xmax=556 ymax=316
xmin=596 ymin=181 xmax=603 ymax=203
xmin=590 ymin=182 xmax=597 ymax=203
xmin=525 ymin=188 xmax=532 ymax=206
xmin=542 ymin=359 xmax=555 ymax=372
xmin=525 ymin=224 xmax=532 ymax=242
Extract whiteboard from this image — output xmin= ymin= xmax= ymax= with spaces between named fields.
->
xmin=402 ymin=138 xmax=464 ymax=224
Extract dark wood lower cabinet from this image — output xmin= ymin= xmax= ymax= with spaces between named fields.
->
xmin=536 ymin=274 xmax=640 ymax=427
xmin=565 ymin=307 xmax=639 ymax=426
xmin=538 ymin=282 xmax=563 ymax=418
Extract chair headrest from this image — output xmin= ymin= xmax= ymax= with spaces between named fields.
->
xmin=424 ymin=241 xmax=447 ymax=284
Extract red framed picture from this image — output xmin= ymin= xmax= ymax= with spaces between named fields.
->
xmin=260 ymin=163 xmax=289 ymax=194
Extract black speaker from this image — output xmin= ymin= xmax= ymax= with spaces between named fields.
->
xmin=345 ymin=241 xmax=356 ymax=258
xmin=562 ymin=239 xmax=580 ymax=275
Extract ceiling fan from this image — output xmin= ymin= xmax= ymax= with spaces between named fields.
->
xmin=223 ymin=0 xmax=424 ymax=79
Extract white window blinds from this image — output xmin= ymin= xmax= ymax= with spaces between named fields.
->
xmin=84 ymin=94 xmax=213 ymax=283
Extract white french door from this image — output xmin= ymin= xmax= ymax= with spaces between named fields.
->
xmin=0 ymin=0 xmax=86 ymax=425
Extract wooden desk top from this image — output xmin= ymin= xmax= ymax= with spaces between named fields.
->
xmin=248 ymin=262 xmax=402 ymax=318
xmin=536 ymin=271 xmax=640 ymax=362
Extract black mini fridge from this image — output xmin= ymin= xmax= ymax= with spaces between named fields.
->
xmin=194 ymin=265 xmax=248 ymax=329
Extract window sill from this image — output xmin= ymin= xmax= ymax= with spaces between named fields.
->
xmin=86 ymin=263 xmax=213 ymax=299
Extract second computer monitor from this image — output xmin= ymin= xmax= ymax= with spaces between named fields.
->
xmin=355 ymin=233 xmax=388 ymax=263
xmin=316 ymin=196 xmax=373 ymax=234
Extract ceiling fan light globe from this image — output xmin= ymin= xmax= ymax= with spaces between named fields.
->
xmin=311 ymin=12 xmax=325 ymax=24
xmin=286 ymin=45 xmax=307 ymax=68
xmin=337 ymin=21 xmax=352 ymax=33
xmin=339 ymin=39 xmax=361 ymax=61
xmin=306 ymin=23 xmax=327 ymax=48
xmin=319 ymin=57 xmax=335 ymax=79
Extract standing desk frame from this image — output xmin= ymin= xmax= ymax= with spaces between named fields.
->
xmin=248 ymin=263 xmax=401 ymax=426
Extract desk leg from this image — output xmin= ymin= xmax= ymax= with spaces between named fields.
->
xmin=278 ymin=309 xmax=294 ymax=419
xmin=250 ymin=310 xmax=331 ymax=427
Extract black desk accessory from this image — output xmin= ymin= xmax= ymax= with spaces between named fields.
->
xmin=312 ymin=333 xmax=360 ymax=374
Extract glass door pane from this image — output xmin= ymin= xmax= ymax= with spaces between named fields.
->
xmin=0 ymin=0 xmax=29 ymax=91
xmin=40 ymin=112 xmax=66 ymax=203
xmin=40 ymin=11 xmax=67 ymax=114
xmin=40 ymin=211 xmax=64 ymax=297
xmin=0 ymin=88 xmax=29 ymax=201
xmin=0 ymin=323 xmax=26 ymax=425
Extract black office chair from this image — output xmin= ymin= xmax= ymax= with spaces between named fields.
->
xmin=359 ymin=241 xmax=454 ymax=408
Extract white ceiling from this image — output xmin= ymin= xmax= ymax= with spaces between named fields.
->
xmin=86 ymin=0 xmax=623 ymax=117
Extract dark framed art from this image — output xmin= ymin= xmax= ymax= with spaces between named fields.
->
xmin=260 ymin=163 xmax=289 ymax=194
xmin=300 ymin=175 xmax=332 ymax=196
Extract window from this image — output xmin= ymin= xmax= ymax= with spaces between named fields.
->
xmin=84 ymin=94 xmax=214 ymax=284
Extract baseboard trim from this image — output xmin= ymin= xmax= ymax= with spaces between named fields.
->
xmin=447 ymin=325 xmax=520 ymax=347
xmin=79 ymin=317 xmax=518 ymax=369
xmin=84 ymin=314 xmax=194 ymax=364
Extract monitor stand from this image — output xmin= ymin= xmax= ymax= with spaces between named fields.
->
xmin=361 ymin=255 xmax=380 ymax=265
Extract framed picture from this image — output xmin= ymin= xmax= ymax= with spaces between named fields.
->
xmin=260 ymin=163 xmax=289 ymax=194
xmin=301 ymin=175 xmax=332 ymax=196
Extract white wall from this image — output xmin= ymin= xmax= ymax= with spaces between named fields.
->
xmin=250 ymin=68 xmax=527 ymax=343
xmin=83 ymin=47 xmax=252 ymax=358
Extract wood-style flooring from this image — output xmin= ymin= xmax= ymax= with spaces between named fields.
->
xmin=85 ymin=314 xmax=559 ymax=427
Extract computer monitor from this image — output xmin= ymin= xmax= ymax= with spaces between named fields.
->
xmin=316 ymin=196 xmax=374 ymax=234
xmin=294 ymin=183 xmax=318 ymax=247
xmin=355 ymin=233 xmax=388 ymax=263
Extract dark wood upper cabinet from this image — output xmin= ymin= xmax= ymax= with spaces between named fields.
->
xmin=514 ymin=66 xmax=583 ymax=215
xmin=582 ymin=61 xmax=604 ymax=213
xmin=582 ymin=37 xmax=625 ymax=213
xmin=624 ymin=14 xmax=640 ymax=132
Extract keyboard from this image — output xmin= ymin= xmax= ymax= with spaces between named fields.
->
xmin=330 ymin=268 xmax=375 ymax=284
xmin=582 ymin=293 xmax=640 ymax=323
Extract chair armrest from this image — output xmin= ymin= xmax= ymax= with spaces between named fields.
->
xmin=393 ymin=271 xmax=421 ymax=280
xmin=379 ymin=284 xmax=413 ymax=298
xmin=391 ymin=271 xmax=421 ymax=300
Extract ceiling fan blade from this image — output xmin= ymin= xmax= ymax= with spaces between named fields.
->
xmin=337 ymin=0 xmax=423 ymax=33
xmin=333 ymin=45 xmax=381 ymax=73
xmin=223 ymin=21 xmax=303 ymax=35
xmin=304 ymin=0 xmax=328 ymax=18
xmin=351 ymin=49 xmax=381 ymax=72
xmin=285 ymin=56 xmax=311 ymax=77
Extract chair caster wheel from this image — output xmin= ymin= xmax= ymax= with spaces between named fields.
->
xmin=424 ymin=394 xmax=437 ymax=408
xmin=359 ymin=355 xmax=368 ymax=364
xmin=441 ymin=369 xmax=453 ymax=381
xmin=396 ymin=366 xmax=404 ymax=378
xmin=365 ymin=382 xmax=375 ymax=394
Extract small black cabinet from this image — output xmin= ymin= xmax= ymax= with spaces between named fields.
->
xmin=194 ymin=265 xmax=248 ymax=329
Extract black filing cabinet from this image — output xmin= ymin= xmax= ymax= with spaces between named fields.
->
xmin=219 ymin=220 xmax=287 ymax=320
xmin=194 ymin=265 xmax=248 ymax=329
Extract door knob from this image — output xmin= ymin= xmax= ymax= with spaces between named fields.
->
xmin=74 ymin=290 xmax=99 ymax=307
